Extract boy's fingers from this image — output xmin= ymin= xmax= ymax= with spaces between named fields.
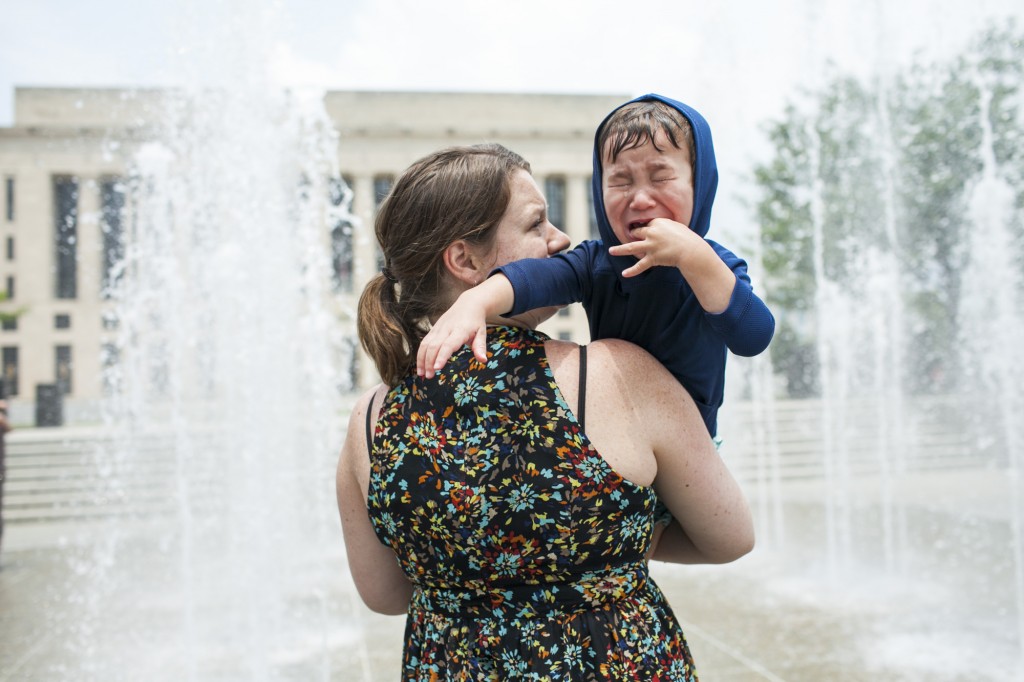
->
xmin=416 ymin=339 xmax=430 ymax=376
xmin=472 ymin=327 xmax=488 ymax=363
xmin=609 ymin=242 xmax=647 ymax=257
xmin=433 ymin=337 xmax=458 ymax=370
xmin=422 ymin=343 xmax=439 ymax=378
xmin=621 ymin=257 xmax=652 ymax=278
xmin=421 ymin=332 xmax=450 ymax=378
xmin=420 ymin=324 xmax=487 ymax=378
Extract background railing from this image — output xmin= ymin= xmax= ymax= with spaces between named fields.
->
xmin=0 ymin=395 xmax=991 ymax=538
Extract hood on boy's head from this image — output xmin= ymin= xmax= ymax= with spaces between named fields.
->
xmin=591 ymin=93 xmax=719 ymax=265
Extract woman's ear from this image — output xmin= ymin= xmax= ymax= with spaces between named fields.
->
xmin=443 ymin=240 xmax=487 ymax=286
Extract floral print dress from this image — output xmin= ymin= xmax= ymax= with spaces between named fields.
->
xmin=367 ymin=325 xmax=697 ymax=681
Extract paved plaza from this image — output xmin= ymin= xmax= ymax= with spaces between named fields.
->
xmin=1 ymin=428 xmax=1021 ymax=681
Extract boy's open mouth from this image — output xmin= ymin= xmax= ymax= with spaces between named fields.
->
xmin=627 ymin=221 xmax=649 ymax=239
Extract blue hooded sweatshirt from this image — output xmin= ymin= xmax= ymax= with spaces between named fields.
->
xmin=496 ymin=94 xmax=774 ymax=436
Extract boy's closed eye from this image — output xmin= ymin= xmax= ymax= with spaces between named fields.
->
xmin=605 ymin=172 xmax=631 ymax=188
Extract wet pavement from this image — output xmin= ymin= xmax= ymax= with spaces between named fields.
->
xmin=2 ymin=466 xmax=1020 ymax=681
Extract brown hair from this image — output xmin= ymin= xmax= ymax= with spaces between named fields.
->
xmin=597 ymin=100 xmax=695 ymax=166
xmin=357 ymin=143 xmax=531 ymax=386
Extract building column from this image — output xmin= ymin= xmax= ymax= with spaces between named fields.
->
xmin=73 ymin=176 xmax=103 ymax=401
xmin=348 ymin=174 xmax=381 ymax=388
xmin=566 ymin=174 xmax=590 ymax=245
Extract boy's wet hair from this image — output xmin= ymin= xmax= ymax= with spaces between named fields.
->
xmin=598 ymin=100 xmax=695 ymax=166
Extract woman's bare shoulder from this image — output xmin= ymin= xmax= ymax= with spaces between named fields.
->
xmin=585 ymin=339 xmax=694 ymax=424
xmin=348 ymin=382 xmax=387 ymax=425
xmin=341 ymin=384 xmax=389 ymax=455
xmin=586 ymin=338 xmax=672 ymax=378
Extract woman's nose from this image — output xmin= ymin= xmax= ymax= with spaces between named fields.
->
xmin=547 ymin=225 xmax=570 ymax=254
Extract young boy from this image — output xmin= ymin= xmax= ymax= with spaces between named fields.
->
xmin=417 ymin=94 xmax=774 ymax=438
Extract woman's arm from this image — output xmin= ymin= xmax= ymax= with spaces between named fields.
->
xmin=561 ymin=339 xmax=753 ymax=564
xmin=588 ymin=340 xmax=753 ymax=564
xmin=644 ymin=363 xmax=755 ymax=563
xmin=336 ymin=386 xmax=414 ymax=615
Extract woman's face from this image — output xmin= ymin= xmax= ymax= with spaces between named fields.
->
xmin=480 ymin=169 xmax=571 ymax=327
xmin=485 ymin=169 xmax=571 ymax=269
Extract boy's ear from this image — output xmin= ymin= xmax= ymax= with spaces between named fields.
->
xmin=443 ymin=239 xmax=486 ymax=286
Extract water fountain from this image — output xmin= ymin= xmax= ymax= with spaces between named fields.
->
xmin=3 ymin=3 xmax=1022 ymax=681
xmin=37 ymin=3 xmax=359 ymax=680
xmin=959 ymin=68 xmax=1024 ymax=664
xmin=720 ymin=20 xmax=1024 ymax=679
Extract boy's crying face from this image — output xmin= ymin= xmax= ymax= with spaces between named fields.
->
xmin=601 ymin=129 xmax=695 ymax=246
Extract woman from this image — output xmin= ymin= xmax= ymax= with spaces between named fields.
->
xmin=337 ymin=144 xmax=754 ymax=680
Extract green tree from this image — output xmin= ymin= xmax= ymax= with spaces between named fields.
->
xmin=0 ymin=294 xmax=24 ymax=328
xmin=753 ymin=24 xmax=1024 ymax=398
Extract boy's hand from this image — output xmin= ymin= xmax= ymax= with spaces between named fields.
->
xmin=607 ymin=218 xmax=736 ymax=314
xmin=417 ymin=297 xmax=489 ymax=379
xmin=607 ymin=217 xmax=703 ymax=277
xmin=416 ymin=275 xmax=516 ymax=379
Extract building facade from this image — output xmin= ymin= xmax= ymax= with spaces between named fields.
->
xmin=0 ymin=87 xmax=625 ymax=422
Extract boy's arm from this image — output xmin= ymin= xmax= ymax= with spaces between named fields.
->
xmin=416 ymin=274 xmax=514 ymax=378
xmin=703 ymin=241 xmax=775 ymax=357
xmin=495 ymin=246 xmax=592 ymax=315
xmin=607 ymin=220 xmax=774 ymax=356
xmin=417 ymin=244 xmax=596 ymax=378
xmin=607 ymin=217 xmax=735 ymax=312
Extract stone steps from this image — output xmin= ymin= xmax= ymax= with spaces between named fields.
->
xmin=721 ymin=395 xmax=985 ymax=479
xmin=0 ymin=396 xmax=994 ymax=526
xmin=1 ymin=429 xmax=222 ymax=525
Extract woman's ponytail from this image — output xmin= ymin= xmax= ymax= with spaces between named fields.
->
xmin=356 ymin=143 xmax=530 ymax=386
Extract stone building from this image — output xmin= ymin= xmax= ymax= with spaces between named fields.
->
xmin=0 ymin=87 xmax=625 ymax=422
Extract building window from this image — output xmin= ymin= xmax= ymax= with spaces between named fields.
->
xmin=5 ymin=276 xmax=12 ymax=299
xmin=55 ymin=344 xmax=73 ymax=395
xmin=558 ymin=331 xmax=573 ymax=341
xmin=55 ymin=314 xmax=71 ymax=329
xmin=101 ymin=342 xmax=119 ymax=397
xmin=102 ymin=311 xmax=120 ymax=330
xmin=6 ymin=236 xmax=13 ymax=261
xmin=2 ymin=346 xmax=18 ymax=397
xmin=544 ymin=177 xmax=566 ymax=230
xmin=557 ymin=306 xmax=571 ymax=317
xmin=101 ymin=178 xmax=126 ymax=298
xmin=341 ymin=174 xmax=355 ymax=210
xmin=54 ymin=176 xmax=79 ymax=299
xmin=4 ymin=177 xmax=12 ymax=222
xmin=373 ymin=175 xmax=393 ymax=210
xmin=1 ymin=317 xmax=15 ymax=331
xmin=340 ymin=336 xmax=358 ymax=393
xmin=328 ymin=176 xmax=354 ymax=293
xmin=588 ymin=176 xmax=600 ymax=240
xmin=373 ymin=175 xmax=394 ymax=270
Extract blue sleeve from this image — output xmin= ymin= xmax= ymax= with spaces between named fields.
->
xmin=704 ymin=241 xmax=775 ymax=357
xmin=492 ymin=241 xmax=598 ymax=315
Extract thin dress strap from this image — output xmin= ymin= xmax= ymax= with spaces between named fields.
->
xmin=365 ymin=394 xmax=375 ymax=452
xmin=578 ymin=346 xmax=587 ymax=432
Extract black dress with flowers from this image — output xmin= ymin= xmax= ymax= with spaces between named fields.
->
xmin=367 ymin=325 xmax=697 ymax=680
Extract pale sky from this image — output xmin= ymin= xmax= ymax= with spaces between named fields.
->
xmin=2 ymin=0 xmax=1021 ymax=239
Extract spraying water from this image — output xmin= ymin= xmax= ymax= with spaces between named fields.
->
xmin=55 ymin=2 xmax=358 ymax=679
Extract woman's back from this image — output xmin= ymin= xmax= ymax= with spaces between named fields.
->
xmin=368 ymin=326 xmax=695 ymax=680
